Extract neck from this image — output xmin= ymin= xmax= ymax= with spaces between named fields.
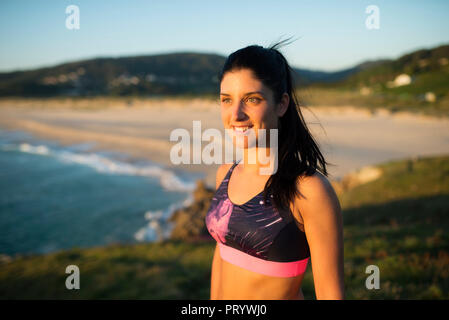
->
xmin=238 ymin=146 xmax=277 ymax=176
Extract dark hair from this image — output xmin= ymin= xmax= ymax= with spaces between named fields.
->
xmin=218 ymin=38 xmax=332 ymax=216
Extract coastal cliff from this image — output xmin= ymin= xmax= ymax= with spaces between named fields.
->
xmin=168 ymin=180 xmax=214 ymax=241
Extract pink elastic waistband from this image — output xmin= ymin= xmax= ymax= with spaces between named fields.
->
xmin=218 ymin=242 xmax=309 ymax=278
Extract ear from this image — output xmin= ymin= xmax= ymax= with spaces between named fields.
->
xmin=277 ymin=92 xmax=289 ymax=117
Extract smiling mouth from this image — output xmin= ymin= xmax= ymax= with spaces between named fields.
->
xmin=232 ymin=125 xmax=253 ymax=134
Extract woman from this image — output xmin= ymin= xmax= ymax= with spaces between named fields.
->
xmin=205 ymin=40 xmax=344 ymax=300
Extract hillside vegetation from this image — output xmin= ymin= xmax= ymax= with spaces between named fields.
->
xmin=304 ymin=45 xmax=449 ymax=117
xmin=1 ymin=45 xmax=447 ymax=102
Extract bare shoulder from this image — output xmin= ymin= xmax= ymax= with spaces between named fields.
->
xmin=294 ymin=170 xmax=341 ymax=220
xmin=297 ymin=170 xmax=335 ymax=197
xmin=215 ymin=163 xmax=233 ymax=190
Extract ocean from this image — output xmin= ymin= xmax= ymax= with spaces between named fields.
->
xmin=0 ymin=129 xmax=201 ymax=256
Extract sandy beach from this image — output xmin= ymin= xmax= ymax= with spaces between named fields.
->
xmin=1 ymin=98 xmax=449 ymax=187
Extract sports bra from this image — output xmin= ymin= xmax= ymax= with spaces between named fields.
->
xmin=205 ymin=161 xmax=310 ymax=278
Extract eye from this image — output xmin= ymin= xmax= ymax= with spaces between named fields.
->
xmin=246 ymin=97 xmax=261 ymax=104
xmin=221 ymin=97 xmax=231 ymax=104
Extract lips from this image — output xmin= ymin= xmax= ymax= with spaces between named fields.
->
xmin=231 ymin=125 xmax=253 ymax=135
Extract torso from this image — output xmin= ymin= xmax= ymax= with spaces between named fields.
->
xmin=214 ymin=162 xmax=307 ymax=300
xmin=218 ymin=256 xmax=306 ymax=299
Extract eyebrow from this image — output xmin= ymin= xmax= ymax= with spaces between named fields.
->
xmin=220 ymin=91 xmax=264 ymax=96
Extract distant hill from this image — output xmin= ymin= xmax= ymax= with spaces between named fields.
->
xmin=0 ymin=53 xmax=226 ymax=97
xmin=294 ymin=59 xmax=392 ymax=85
xmin=0 ymin=52 xmax=372 ymax=97
xmin=339 ymin=44 xmax=449 ymax=97
xmin=0 ymin=44 xmax=447 ymax=97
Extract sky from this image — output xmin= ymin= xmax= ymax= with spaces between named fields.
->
xmin=0 ymin=0 xmax=448 ymax=73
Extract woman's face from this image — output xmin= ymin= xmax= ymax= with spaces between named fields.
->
xmin=220 ymin=68 xmax=288 ymax=149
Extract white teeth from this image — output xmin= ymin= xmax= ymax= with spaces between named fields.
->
xmin=234 ymin=126 xmax=248 ymax=132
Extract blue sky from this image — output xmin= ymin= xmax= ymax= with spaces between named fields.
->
xmin=0 ymin=0 xmax=448 ymax=72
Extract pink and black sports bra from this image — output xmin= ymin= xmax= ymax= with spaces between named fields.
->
xmin=205 ymin=161 xmax=310 ymax=278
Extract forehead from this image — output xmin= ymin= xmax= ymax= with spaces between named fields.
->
xmin=220 ymin=69 xmax=266 ymax=93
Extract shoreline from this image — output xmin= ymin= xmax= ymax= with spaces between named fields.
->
xmin=2 ymin=96 xmax=448 ymax=121
xmin=1 ymin=97 xmax=449 ymax=189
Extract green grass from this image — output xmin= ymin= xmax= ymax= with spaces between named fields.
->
xmin=1 ymin=154 xmax=448 ymax=299
xmin=315 ymin=154 xmax=449 ymax=299
xmin=0 ymin=240 xmax=214 ymax=299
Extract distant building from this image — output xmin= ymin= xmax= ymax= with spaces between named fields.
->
xmin=393 ymin=74 xmax=412 ymax=86
xmin=425 ymin=92 xmax=436 ymax=103
xmin=387 ymin=73 xmax=412 ymax=88
xmin=359 ymin=87 xmax=372 ymax=96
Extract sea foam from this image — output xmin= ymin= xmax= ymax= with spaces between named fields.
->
xmin=1 ymin=142 xmax=195 ymax=192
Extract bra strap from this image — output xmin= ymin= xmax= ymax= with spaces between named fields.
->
xmin=224 ymin=160 xmax=239 ymax=180
xmin=217 ymin=160 xmax=241 ymax=192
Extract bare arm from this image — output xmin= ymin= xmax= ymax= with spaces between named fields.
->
xmin=295 ymin=172 xmax=344 ymax=299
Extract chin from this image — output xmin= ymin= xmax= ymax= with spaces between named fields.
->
xmin=233 ymin=128 xmax=257 ymax=149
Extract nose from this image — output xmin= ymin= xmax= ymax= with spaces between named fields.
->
xmin=230 ymin=99 xmax=248 ymax=122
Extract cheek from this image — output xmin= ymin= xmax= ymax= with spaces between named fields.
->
xmin=266 ymin=116 xmax=278 ymax=129
xmin=260 ymin=109 xmax=278 ymax=129
xmin=249 ymin=105 xmax=268 ymax=123
xmin=220 ymin=108 xmax=228 ymax=124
